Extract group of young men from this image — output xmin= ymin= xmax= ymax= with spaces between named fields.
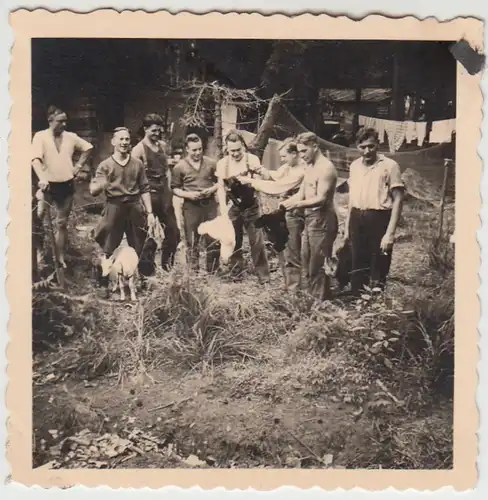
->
xmin=32 ymin=106 xmax=405 ymax=301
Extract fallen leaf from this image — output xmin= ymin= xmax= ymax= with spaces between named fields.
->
xmin=322 ymin=453 xmax=334 ymax=466
xmin=373 ymin=331 xmax=386 ymax=341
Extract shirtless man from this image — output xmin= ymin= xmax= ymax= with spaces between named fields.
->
xmin=31 ymin=105 xmax=93 ymax=269
xmin=216 ymin=130 xmax=270 ymax=283
xmin=132 ymin=113 xmax=180 ymax=271
xmin=282 ymin=132 xmax=338 ymax=300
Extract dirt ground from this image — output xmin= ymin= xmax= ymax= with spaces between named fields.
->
xmin=32 ymin=186 xmax=455 ymax=470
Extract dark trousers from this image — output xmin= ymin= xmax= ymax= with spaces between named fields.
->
xmin=150 ymin=185 xmax=180 ymax=271
xmin=283 ymin=210 xmax=305 ymax=291
xmin=228 ymin=202 xmax=270 ymax=281
xmin=348 ymin=208 xmax=393 ymax=294
xmin=302 ymin=209 xmax=338 ymax=301
xmin=94 ymin=199 xmax=147 ymax=256
xmin=183 ymin=199 xmax=220 ymax=272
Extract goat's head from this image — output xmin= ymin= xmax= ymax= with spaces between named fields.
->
xmin=100 ymin=255 xmax=116 ymax=277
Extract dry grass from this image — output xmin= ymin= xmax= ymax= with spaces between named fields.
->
xmin=32 ymin=191 xmax=455 ymax=469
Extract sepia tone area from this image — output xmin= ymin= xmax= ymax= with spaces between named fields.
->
xmin=7 ymin=10 xmax=481 ymax=491
xmin=32 ymin=38 xmax=455 ymax=470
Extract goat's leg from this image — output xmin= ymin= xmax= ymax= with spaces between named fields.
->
xmin=128 ymin=275 xmax=137 ymax=302
xmin=118 ymin=274 xmax=125 ymax=301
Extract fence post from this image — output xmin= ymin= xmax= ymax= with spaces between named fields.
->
xmin=437 ymin=158 xmax=453 ymax=240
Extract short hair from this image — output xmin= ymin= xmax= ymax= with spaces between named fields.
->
xmin=356 ymin=127 xmax=379 ymax=144
xmin=296 ymin=132 xmax=318 ymax=146
xmin=185 ymin=133 xmax=202 ymax=146
xmin=142 ymin=113 xmax=164 ymax=128
xmin=224 ymin=129 xmax=247 ymax=147
xmin=47 ymin=105 xmax=65 ymax=121
xmin=279 ymin=137 xmax=298 ymax=154
xmin=112 ymin=126 xmax=130 ymax=138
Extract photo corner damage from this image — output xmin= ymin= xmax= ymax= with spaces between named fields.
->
xmin=449 ymin=38 xmax=485 ymax=76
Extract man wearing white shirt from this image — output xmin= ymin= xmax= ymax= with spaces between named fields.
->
xmin=31 ymin=105 xmax=93 ymax=268
xmin=216 ymin=130 xmax=270 ymax=283
xmin=241 ymin=138 xmax=306 ymax=291
xmin=344 ymin=128 xmax=405 ymax=295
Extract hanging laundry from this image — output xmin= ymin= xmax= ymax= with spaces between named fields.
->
xmin=416 ymin=122 xmax=427 ymax=146
xmin=358 ymin=115 xmax=376 ymax=129
xmin=430 ymin=119 xmax=455 ymax=144
xmin=405 ymin=121 xmax=417 ymax=144
xmin=384 ymin=120 xmax=407 ymax=153
xmin=376 ymin=119 xmax=386 ymax=144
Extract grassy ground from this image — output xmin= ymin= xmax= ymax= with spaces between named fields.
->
xmin=32 ymin=185 xmax=455 ymax=470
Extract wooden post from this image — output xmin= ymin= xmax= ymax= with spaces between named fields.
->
xmin=352 ymin=88 xmax=362 ymax=140
xmin=213 ymin=89 xmax=223 ymax=159
xmin=249 ymin=94 xmax=281 ymax=161
xmin=437 ymin=159 xmax=452 ymax=240
xmin=45 ymin=205 xmax=66 ymax=289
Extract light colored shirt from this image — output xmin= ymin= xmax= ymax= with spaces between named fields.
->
xmin=31 ymin=129 xmax=93 ymax=183
xmin=348 ymin=154 xmax=405 ymax=210
xmin=216 ymin=152 xmax=261 ymax=180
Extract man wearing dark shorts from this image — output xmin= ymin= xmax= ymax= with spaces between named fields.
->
xmin=90 ymin=127 xmax=154 ymax=263
xmin=171 ymin=133 xmax=220 ymax=273
xmin=132 ymin=113 xmax=180 ymax=271
xmin=31 ymin=105 xmax=93 ymax=268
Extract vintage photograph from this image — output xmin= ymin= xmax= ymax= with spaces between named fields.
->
xmin=29 ymin=36 xmax=459 ymax=472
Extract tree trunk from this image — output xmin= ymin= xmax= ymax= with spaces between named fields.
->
xmin=249 ymin=94 xmax=281 ymax=160
xmin=213 ymin=89 xmax=223 ymax=159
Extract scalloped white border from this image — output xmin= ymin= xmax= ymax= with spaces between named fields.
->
xmin=1 ymin=1 xmax=487 ymax=498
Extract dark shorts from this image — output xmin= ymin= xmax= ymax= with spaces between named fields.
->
xmin=45 ymin=179 xmax=75 ymax=206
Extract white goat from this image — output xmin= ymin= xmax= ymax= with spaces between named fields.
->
xmin=198 ymin=214 xmax=236 ymax=265
xmin=101 ymin=246 xmax=140 ymax=301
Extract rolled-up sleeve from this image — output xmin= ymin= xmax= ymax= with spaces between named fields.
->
xmin=388 ymin=161 xmax=405 ymax=191
xmin=31 ymin=132 xmax=44 ymax=162
xmin=74 ymin=134 xmax=94 ymax=152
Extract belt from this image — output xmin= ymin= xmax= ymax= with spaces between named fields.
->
xmin=184 ymin=198 xmax=216 ymax=207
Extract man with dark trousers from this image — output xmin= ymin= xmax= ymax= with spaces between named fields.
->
xmin=344 ymin=127 xmax=405 ymax=295
xmin=90 ymin=127 xmax=154 ymax=266
xmin=171 ymin=133 xmax=220 ymax=273
xmin=132 ymin=113 xmax=180 ymax=271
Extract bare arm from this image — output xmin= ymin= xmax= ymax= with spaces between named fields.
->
xmin=31 ymin=133 xmax=48 ymax=185
xmin=32 ymin=158 xmax=48 ymax=185
xmin=217 ymin=178 xmax=228 ymax=214
xmin=281 ymin=181 xmax=305 ymax=209
xmin=141 ymin=192 xmax=153 ymax=214
xmin=385 ymin=188 xmax=404 ymax=237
